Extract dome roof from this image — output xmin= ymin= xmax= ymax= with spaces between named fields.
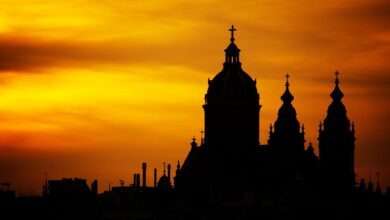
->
xmin=206 ymin=65 xmax=258 ymax=100
xmin=157 ymin=174 xmax=171 ymax=189
xmin=205 ymin=26 xmax=258 ymax=101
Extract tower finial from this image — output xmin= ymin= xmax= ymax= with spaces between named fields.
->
xmin=163 ymin=162 xmax=166 ymax=175
xmin=281 ymin=73 xmax=294 ymax=103
xmin=229 ymin=25 xmax=237 ymax=42
xmin=330 ymin=71 xmax=344 ymax=101
xmin=285 ymin=73 xmax=290 ymax=87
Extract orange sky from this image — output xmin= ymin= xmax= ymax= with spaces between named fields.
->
xmin=0 ymin=0 xmax=389 ymax=195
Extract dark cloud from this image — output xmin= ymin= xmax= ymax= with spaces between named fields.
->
xmin=0 ymin=33 xmax=222 ymax=73
xmin=340 ymin=0 xmax=390 ymax=25
xmin=0 ymin=34 xmax=128 ymax=72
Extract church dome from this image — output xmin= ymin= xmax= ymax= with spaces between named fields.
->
xmin=206 ymin=64 xmax=258 ymax=100
xmin=205 ymin=25 xmax=258 ymax=101
xmin=157 ymin=174 xmax=171 ymax=188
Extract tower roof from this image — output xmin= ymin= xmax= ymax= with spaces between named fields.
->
xmin=270 ymin=75 xmax=302 ymax=148
xmin=281 ymin=73 xmax=294 ymax=104
xmin=277 ymin=74 xmax=297 ymax=119
xmin=323 ymin=71 xmax=351 ymax=134
xmin=206 ymin=25 xmax=258 ymax=100
xmin=330 ymin=71 xmax=344 ymax=101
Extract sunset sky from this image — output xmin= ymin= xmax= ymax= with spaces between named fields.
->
xmin=0 ymin=0 xmax=389 ymax=195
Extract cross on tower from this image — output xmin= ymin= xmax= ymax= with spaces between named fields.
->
xmin=229 ymin=25 xmax=237 ymax=42
xmin=335 ymin=70 xmax=340 ymax=84
xmin=285 ymin=73 xmax=290 ymax=87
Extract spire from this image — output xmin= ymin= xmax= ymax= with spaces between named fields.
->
xmin=281 ymin=73 xmax=294 ymax=104
xmin=224 ymin=25 xmax=240 ymax=64
xmin=330 ymin=71 xmax=344 ymax=101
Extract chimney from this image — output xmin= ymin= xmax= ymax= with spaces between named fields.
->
xmin=142 ymin=162 xmax=147 ymax=188
xmin=154 ymin=168 xmax=157 ymax=188
xmin=136 ymin=173 xmax=141 ymax=188
xmin=167 ymin=164 xmax=171 ymax=184
xmin=133 ymin=173 xmax=137 ymax=187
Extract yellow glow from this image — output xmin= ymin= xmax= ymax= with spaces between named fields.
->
xmin=0 ymin=0 xmax=389 ymax=193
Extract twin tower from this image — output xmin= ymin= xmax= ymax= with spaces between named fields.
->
xmin=175 ymin=26 xmax=355 ymax=197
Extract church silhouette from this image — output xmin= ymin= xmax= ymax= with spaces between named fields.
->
xmin=174 ymin=25 xmax=355 ymax=199
xmin=2 ymin=25 xmax=388 ymax=220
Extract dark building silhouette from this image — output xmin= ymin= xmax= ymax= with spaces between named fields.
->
xmin=2 ymin=25 xmax=389 ymax=220
xmin=43 ymin=178 xmax=98 ymax=200
xmin=318 ymin=72 xmax=356 ymax=193
xmin=174 ymin=26 xmax=321 ymax=201
xmin=268 ymin=74 xmax=308 ymax=188
xmin=175 ymin=26 xmax=262 ymax=199
xmin=203 ymin=25 xmax=260 ymax=151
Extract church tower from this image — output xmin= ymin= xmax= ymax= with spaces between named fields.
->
xmin=175 ymin=26 xmax=261 ymax=196
xmin=203 ymin=25 xmax=261 ymax=155
xmin=268 ymin=74 xmax=305 ymax=153
xmin=268 ymin=75 xmax=305 ymax=179
xmin=318 ymin=72 xmax=355 ymax=193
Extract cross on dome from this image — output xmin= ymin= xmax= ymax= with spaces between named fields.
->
xmin=229 ymin=25 xmax=237 ymax=42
